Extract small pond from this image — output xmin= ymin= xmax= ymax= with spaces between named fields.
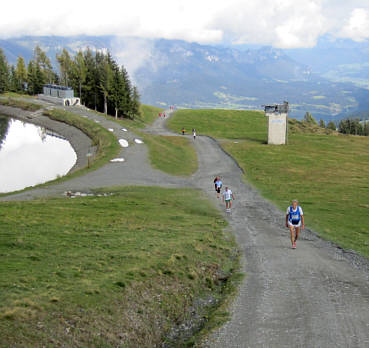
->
xmin=0 ymin=116 xmax=77 ymax=193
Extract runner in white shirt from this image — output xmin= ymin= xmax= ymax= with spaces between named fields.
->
xmin=285 ymin=199 xmax=304 ymax=249
xmin=222 ymin=187 xmax=235 ymax=212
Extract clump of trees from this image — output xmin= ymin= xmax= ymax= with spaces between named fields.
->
xmin=304 ymin=111 xmax=336 ymax=131
xmin=0 ymin=46 xmax=140 ymax=119
xmin=304 ymin=110 xmax=369 ymax=135
xmin=303 ymin=112 xmax=317 ymax=125
xmin=338 ymin=118 xmax=369 ymax=136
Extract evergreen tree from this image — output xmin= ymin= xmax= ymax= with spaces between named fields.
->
xmin=98 ymin=53 xmax=113 ymax=114
xmin=119 ymin=66 xmax=132 ymax=117
xmin=34 ymin=45 xmax=55 ymax=84
xmin=71 ymin=50 xmax=86 ymax=101
xmin=319 ymin=119 xmax=325 ymax=128
xmin=27 ymin=60 xmax=44 ymax=95
xmin=56 ymin=48 xmax=72 ymax=86
xmin=15 ymin=56 xmax=27 ymax=91
xmin=304 ymin=112 xmax=317 ymax=124
xmin=0 ymin=48 xmax=9 ymax=94
xmin=363 ymin=120 xmax=369 ymax=137
xmin=130 ymin=86 xmax=141 ymax=119
xmin=108 ymin=59 xmax=124 ymax=118
xmin=83 ymin=48 xmax=98 ymax=110
xmin=327 ymin=121 xmax=336 ymax=131
xmin=9 ymin=65 xmax=18 ymax=92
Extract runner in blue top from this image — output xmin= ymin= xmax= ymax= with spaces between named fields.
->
xmin=285 ymin=199 xmax=304 ymax=249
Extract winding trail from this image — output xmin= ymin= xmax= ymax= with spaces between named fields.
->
xmin=1 ymin=104 xmax=369 ymax=347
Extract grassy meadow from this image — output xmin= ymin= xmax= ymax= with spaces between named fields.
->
xmin=141 ymin=134 xmax=198 ymax=176
xmin=0 ymin=187 xmax=238 ymax=347
xmin=167 ymin=109 xmax=267 ymax=141
xmin=170 ymin=109 xmax=369 ymax=258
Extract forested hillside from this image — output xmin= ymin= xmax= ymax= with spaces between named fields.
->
xmin=0 ymin=46 xmax=140 ymax=119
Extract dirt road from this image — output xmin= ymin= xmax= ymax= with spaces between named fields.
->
xmin=2 ymin=105 xmax=369 ymax=347
xmin=151 ymin=113 xmax=369 ymax=348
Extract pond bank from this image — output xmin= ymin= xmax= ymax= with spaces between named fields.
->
xmin=0 ymin=104 xmax=94 ymax=172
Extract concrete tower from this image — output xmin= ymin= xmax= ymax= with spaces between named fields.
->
xmin=264 ymin=101 xmax=289 ymax=145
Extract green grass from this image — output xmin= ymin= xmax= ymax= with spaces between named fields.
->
xmin=141 ymin=134 xmax=198 ymax=176
xmin=0 ymin=186 xmax=238 ymax=347
xmin=170 ymin=109 xmax=369 ymax=258
xmin=91 ymin=104 xmax=163 ymax=130
xmin=1 ymin=92 xmax=33 ymax=99
xmin=0 ymin=97 xmax=42 ymax=112
xmin=167 ymin=109 xmax=267 ymax=141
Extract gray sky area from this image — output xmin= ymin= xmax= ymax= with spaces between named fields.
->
xmin=2 ymin=0 xmax=369 ymax=48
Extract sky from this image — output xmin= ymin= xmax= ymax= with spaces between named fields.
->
xmin=1 ymin=0 xmax=369 ymax=48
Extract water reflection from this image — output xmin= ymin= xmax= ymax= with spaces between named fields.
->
xmin=0 ymin=117 xmax=77 ymax=193
xmin=0 ymin=116 xmax=10 ymax=150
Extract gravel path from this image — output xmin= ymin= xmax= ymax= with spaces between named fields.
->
xmin=1 ymin=105 xmax=368 ymax=347
xmin=151 ymin=114 xmax=369 ymax=348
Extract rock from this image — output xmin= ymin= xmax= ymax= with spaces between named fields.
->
xmin=119 ymin=139 xmax=129 ymax=147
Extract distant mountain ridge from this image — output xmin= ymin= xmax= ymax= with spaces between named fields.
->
xmin=2 ymin=35 xmax=369 ymax=121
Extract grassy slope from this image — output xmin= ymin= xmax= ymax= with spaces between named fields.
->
xmin=141 ymin=134 xmax=198 ymax=176
xmin=170 ymin=109 xmax=369 ymax=258
xmin=93 ymin=104 xmax=163 ymax=130
xmin=0 ymin=187 xmax=238 ymax=347
xmin=0 ymin=97 xmax=42 ymax=112
xmin=167 ymin=109 xmax=267 ymax=141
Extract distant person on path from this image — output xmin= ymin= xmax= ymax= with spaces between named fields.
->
xmin=214 ymin=177 xmax=222 ymax=198
xmin=286 ymin=200 xmax=304 ymax=249
xmin=192 ymin=128 xmax=196 ymax=140
xmin=223 ymin=186 xmax=235 ymax=212
xmin=213 ymin=176 xmax=219 ymax=192
xmin=181 ymin=127 xmax=185 ymax=135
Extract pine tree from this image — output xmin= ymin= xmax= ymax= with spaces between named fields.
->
xmin=9 ymin=65 xmax=18 ymax=92
xmin=319 ymin=119 xmax=325 ymax=128
xmin=327 ymin=121 xmax=336 ymax=131
xmin=27 ymin=60 xmax=44 ymax=95
xmin=130 ymin=86 xmax=141 ymax=119
xmin=71 ymin=50 xmax=86 ymax=101
xmin=363 ymin=121 xmax=369 ymax=136
xmin=98 ymin=53 xmax=113 ymax=114
xmin=83 ymin=48 xmax=98 ymax=110
xmin=304 ymin=112 xmax=317 ymax=124
xmin=56 ymin=48 xmax=72 ymax=86
xmin=15 ymin=56 xmax=27 ymax=91
xmin=108 ymin=59 xmax=124 ymax=118
xmin=119 ymin=66 xmax=132 ymax=117
xmin=0 ymin=48 xmax=9 ymax=94
xmin=34 ymin=45 xmax=54 ymax=84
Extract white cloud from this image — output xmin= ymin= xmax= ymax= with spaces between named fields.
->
xmin=1 ymin=0 xmax=369 ymax=48
xmin=339 ymin=8 xmax=369 ymax=42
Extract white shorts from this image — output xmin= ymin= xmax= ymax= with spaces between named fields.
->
xmin=288 ymin=221 xmax=301 ymax=228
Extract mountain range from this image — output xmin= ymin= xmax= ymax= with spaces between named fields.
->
xmin=2 ymin=35 xmax=369 ymax=121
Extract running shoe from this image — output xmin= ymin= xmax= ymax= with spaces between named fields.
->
xmin=292 ymin=242 xmax=296 ymax=249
